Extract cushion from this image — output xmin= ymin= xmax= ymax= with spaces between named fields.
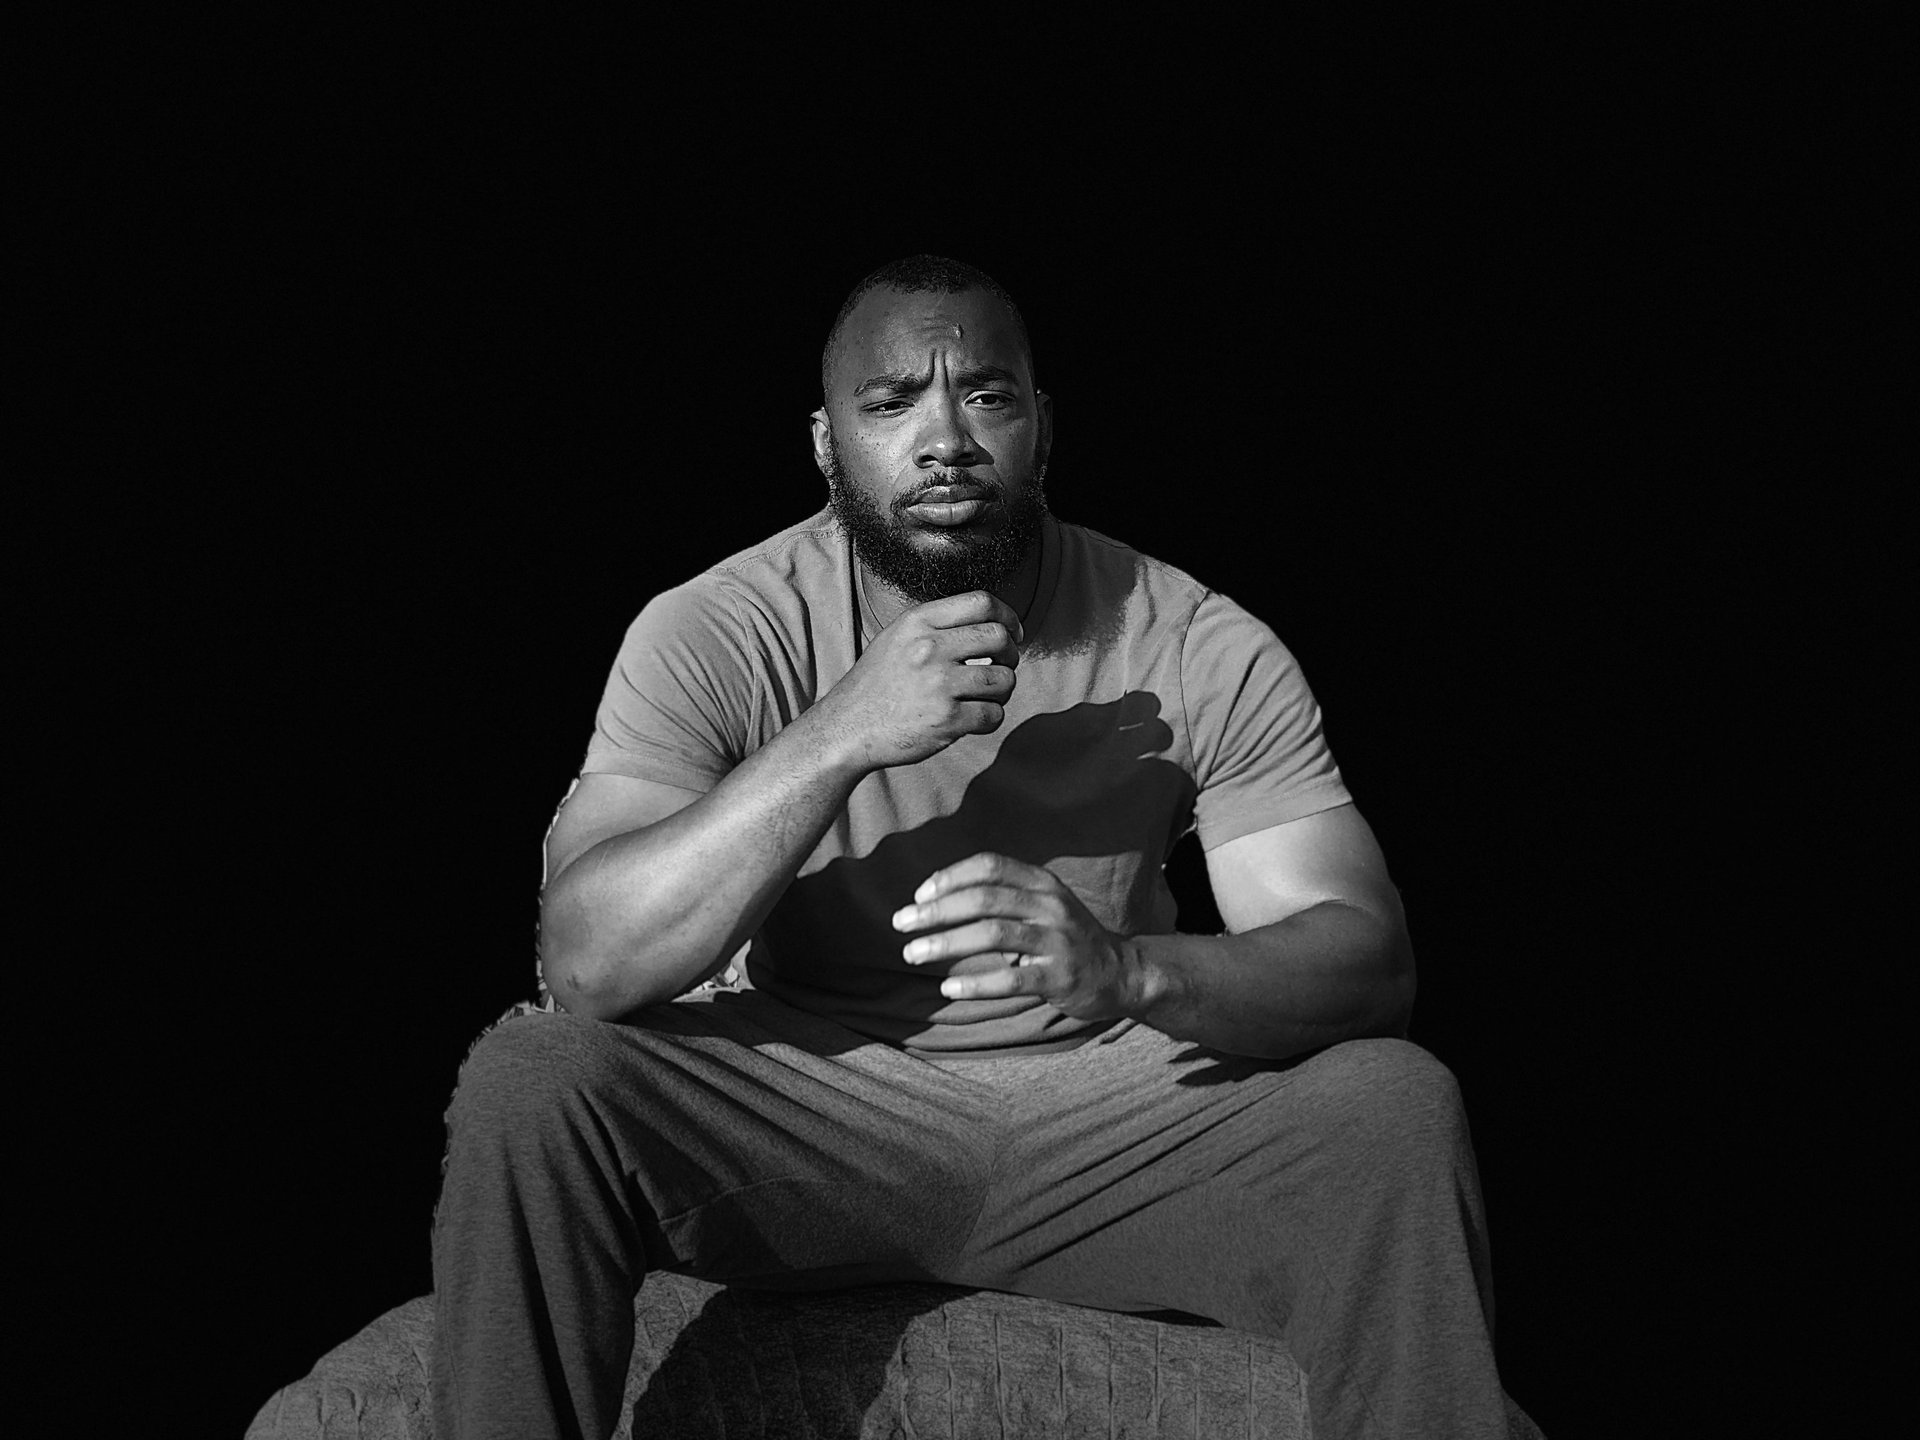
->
xmin=248 ymin=1271 xmax=1544 ymax=1439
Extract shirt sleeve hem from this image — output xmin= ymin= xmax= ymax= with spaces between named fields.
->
xmin=577 ymin=753 xmax=723 ymax=795
xmin=1196 ymin=785 xmax=1354 ymax=852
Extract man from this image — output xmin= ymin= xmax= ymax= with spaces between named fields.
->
xmin=432 ymin=256 xmax=1507 ymax=1437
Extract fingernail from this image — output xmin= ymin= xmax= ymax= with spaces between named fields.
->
xmin=903 ymin=939 xmax=933 ymax=963
xmin=914 ymin=881 xmax=937 ymax=903
xmin=940 ymin=980 xmax=963 ymax=998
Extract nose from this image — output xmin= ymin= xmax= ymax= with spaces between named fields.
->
xmin=913 ymin=393 xmax=990 ymax=470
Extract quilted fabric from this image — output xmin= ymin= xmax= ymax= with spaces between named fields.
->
xmin=248 ymin=1272 xmax=1548 ymax=1438
xmin=248 ymin=1297 xmax=436 ymax=1440
xmin=621 ymin=1278 xmax=1308 ymax=1440
xmin=247 ymin=1273 xmax=1310 ymax=1439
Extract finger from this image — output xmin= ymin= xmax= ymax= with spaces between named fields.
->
xmin=955 ymin=700 xmax=1006 ymax=735
xmin=936 ymin=621 xmax=1020 ymax=667
xmin=940 ymin=960 xmax=1050 ymax=1002
xmin=953 ymin=663 xmax=1015 ymax=700
xmin=913 ymin=852 xmax=1053 ymax=905
xmin=892 ymin=883 xmax=1034 ymax=935
xmin=914 ymin=590 xmax=1025 ymax=644
xmin=902 ymin=918 xmax=1050 ymax=966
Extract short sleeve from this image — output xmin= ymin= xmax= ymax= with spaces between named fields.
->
xmin=1181 ymin=591 xmax=1351 ymax=849
xmin=579 ymin=579 xmax=758 ymax=792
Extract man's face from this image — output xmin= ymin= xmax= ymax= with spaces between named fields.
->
xmin=813 ymin=287 xmax=1052 ymax=605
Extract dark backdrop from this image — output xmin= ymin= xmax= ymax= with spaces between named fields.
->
xmin=90 ymin=15 xmax=1895 ymax=1439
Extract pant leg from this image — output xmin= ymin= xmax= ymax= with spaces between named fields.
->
xmin=941 ymin=1030 xmax=1503 ymax=1440
xmin=429 ymin=992 xmax=996 ymax=1440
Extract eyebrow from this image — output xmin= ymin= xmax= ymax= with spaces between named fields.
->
xmin=852 ymin=363 xmax=1023 ymax=398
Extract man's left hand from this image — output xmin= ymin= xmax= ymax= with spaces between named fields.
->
xmin=892 ymin=853 xmax=1141 ymax=1019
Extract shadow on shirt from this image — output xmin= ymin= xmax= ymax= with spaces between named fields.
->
xmin=765 ymin=691 xmax=1201 ymax=1044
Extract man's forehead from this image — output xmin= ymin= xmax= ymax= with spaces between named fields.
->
xmin=832 ymin=287 xmax=1026 ymax=386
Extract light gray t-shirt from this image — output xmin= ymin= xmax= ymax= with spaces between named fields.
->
xmin=582 ymin=509 xmax=1351 ymax=1053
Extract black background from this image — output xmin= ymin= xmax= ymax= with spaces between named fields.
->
xmin=61 ymin=12 xmax=1899 ymax=1438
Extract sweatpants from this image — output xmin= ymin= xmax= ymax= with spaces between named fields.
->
xmin=431 ymin=989 xmax=1505 ymax=1439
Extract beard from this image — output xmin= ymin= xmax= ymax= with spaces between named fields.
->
xmin=825 ymin=441 xmax=1050 ymax=606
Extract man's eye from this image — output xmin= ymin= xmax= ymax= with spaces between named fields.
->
xmin=968 ymin=393 xmax=1012 ymax=409
xmin=865 ymin=399 xmax=911 ymax=414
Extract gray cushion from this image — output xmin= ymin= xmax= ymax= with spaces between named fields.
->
xmin=248 ymin=1271 xmax=1544 ymax=1438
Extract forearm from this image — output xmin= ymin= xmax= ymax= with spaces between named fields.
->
xmin=1121 ymin=902 xmax=1416 ymax=1060
xmin=540 ymin=711 xmax=867 ymax=1019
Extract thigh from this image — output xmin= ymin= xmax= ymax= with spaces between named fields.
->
xmin=946 ymin=1027 xmax=1469 ymax=1324
xmin=467 ymin=991 xmax=999 ymax=1287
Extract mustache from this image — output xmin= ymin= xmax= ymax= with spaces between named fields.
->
xmin=893 ymin=471 xmax=1006 ymax=512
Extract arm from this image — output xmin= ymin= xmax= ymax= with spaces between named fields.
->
xmin=540 ymin=590 xmax=1025 ymax=1020
xmin=893 ymin=804 xmax=1414 ymax=1061
xmin=538 ymin=733 xmax=864 ymax=1018
xmin=1125 ymin=805 xmax=1414 ymax=1056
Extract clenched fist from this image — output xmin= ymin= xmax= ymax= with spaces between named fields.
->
xmin=812 ymin=590 xmax=1022 ymax=771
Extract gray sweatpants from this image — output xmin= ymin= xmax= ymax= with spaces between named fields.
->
xmin=431 ymin=990 xmax=1504 ymax=1439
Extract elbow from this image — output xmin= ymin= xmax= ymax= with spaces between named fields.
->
xmin=540 ymin=949 xmax=615 ymax=1021
xmin=1378 ymin=925 xmax=1417 ymax=1037
xmin=540 ymin=933 xmax=667 ymax=1022
xmin=1325 ymin=901 xmax=1414 ymax=1040
xmin=1380 ymin=970 xmax=1416 ymax=1039
xmin=539 ymin=924 xmax=610 ymax=1021
xmin=1306 ymin=897 xmax=1416 ymax=1037
xmin=536 ymin=884 xmax=725 ymax=1020
xmin=537 ymin=887 xmax=641 ymax=1021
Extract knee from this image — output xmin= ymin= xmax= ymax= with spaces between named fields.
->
xmin=1313 ymin=1037 xmax=1469 ymax=1160
xmin=446 ymin=1012 xmax=623 ymax=1140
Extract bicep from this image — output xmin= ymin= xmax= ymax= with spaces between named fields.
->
xmin=544 ymin=771 xmax=708 ymax=886
xmin=1201 ymin=804 xmax=1405 ymax=934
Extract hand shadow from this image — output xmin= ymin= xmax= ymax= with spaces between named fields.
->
xmin=1164 ymin=1041 xmax=1324 ymax=1087
xmin=769 ymin=690 xmax=1198 ymax=1038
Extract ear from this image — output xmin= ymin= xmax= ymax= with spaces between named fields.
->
xmin=809 ymin=408 xmax=832 ymax=479
xmin=1035 ymin=390 xmax=1054 ymax=470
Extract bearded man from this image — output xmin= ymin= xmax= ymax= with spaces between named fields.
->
xmin=430 ymin=256 xmax=1510 ymax=1437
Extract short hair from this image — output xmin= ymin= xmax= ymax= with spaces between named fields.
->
xmin=820 ymin=254 xmax=1034 ymax=401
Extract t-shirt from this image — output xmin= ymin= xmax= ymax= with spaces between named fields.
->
xmin=581 ymin=509 xmax=1351 ymax=1053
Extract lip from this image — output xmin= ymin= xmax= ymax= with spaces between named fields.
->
xmin=907 ymin=482 xmax=992 ymax=504
xmin=904 ymin=498 xmax=991 ymax=527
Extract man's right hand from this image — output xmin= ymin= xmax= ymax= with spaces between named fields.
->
xmin=813 ymin=590 xmax=1022 ymax=771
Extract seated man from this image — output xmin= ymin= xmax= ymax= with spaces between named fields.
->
xmin=431 ymin=255 xmax=1506 ymax=1439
